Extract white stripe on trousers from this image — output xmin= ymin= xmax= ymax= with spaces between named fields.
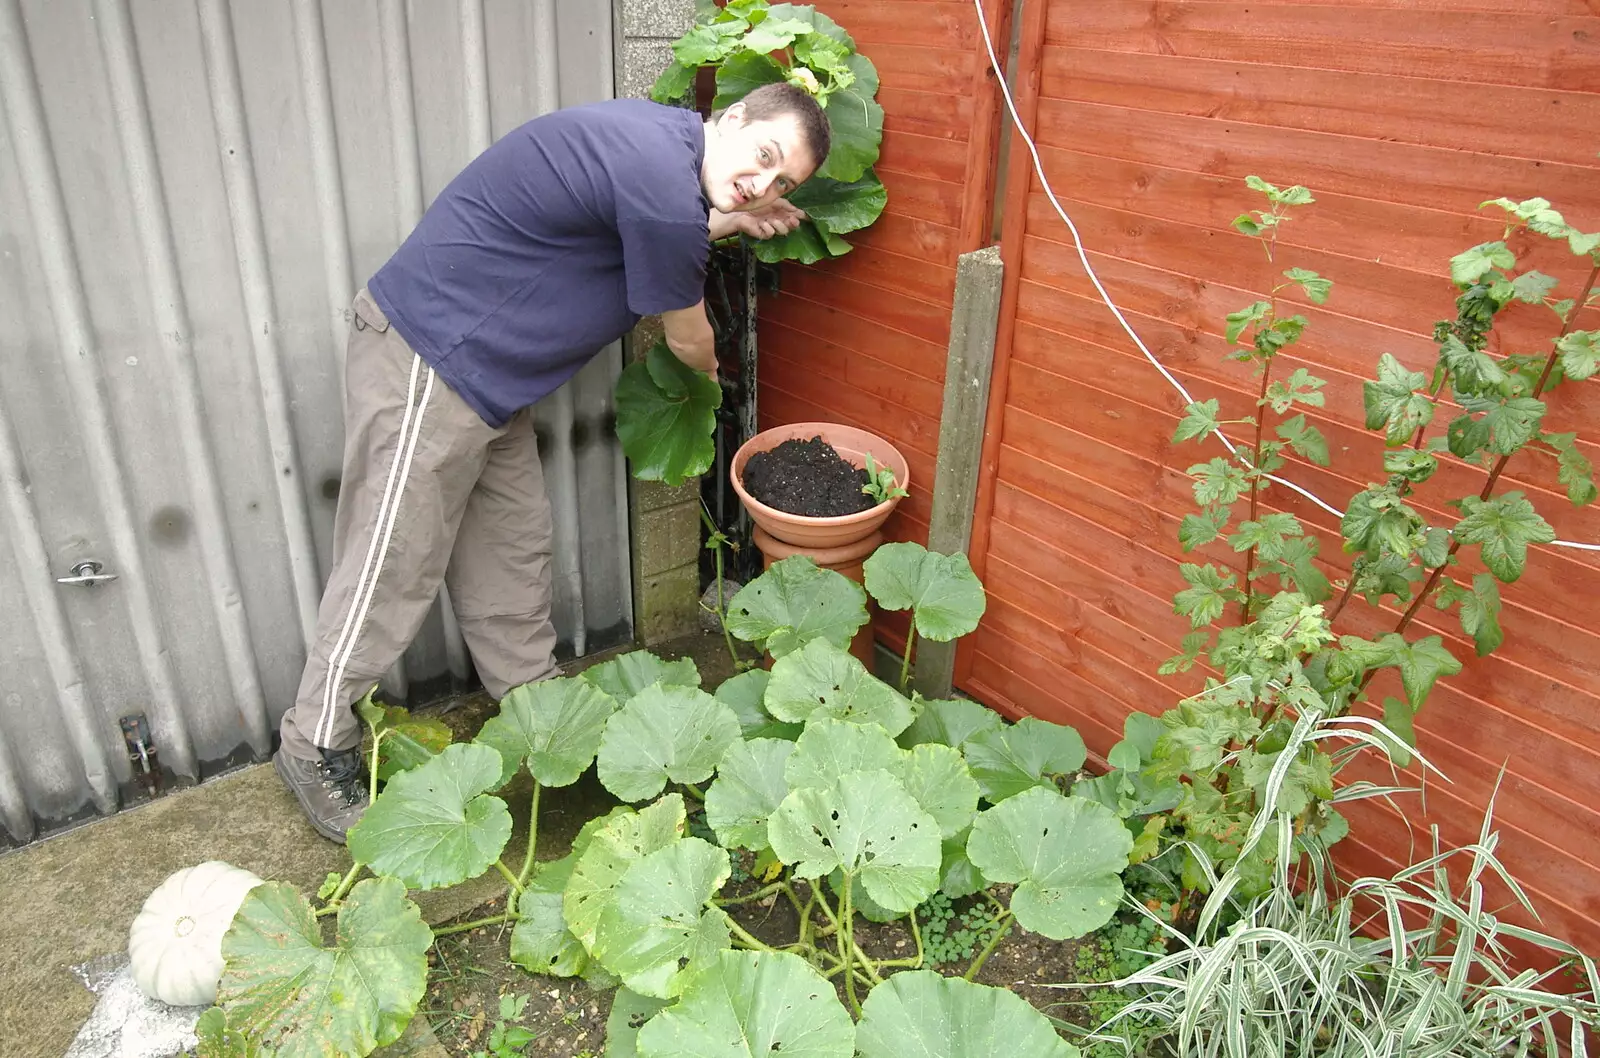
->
xmin=314 ymin=355 xmax=438 ymax=747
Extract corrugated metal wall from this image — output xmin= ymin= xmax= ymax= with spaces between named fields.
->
xmin=0 ymin=0 xmax=630 ymax=846
xmin=961 ymin=0 xmax=1600 ymax=958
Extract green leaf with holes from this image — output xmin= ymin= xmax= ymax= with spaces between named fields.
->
xmin=635 ymin=950 xmax=856 ymax=1058
xmin=966 ymin=788 xmax=1131 ymax=940
xmin=596 ymin=684 xmax=742 ymax=802
xmin=705 ymin=737 xmax=794 ymax=851
xmin=218 ymin=878 xmax=431 ymax=1058
xmin=898 ymin=696 xmax=1004 ymax=753
xmin=346 ymin=743 xmax=512 ymax=890
xmin=784 ymin=717 xmax=906 ymax=792
xmin=605 ymin=988 xmax=671 ymax=1058
xmin=582 ymin=650 xmax=701 ymax=705
xmin=476 ymin=676 xmax=618 ymax=788
xmin=769 ymin=768 xmax=941 ymax=912
xmin=360 ymin=704 xmax=452 ymax=783
xmin=1558 ymin=331 xmax=1599 ymax=381
xmin=715 ymin=669 xmax=803 ymax=741
xmin=615 ymin=340 xmax=722 ymax=487
xmin=564 ymin=795 xmax=686 ymax=952
xmin=725 ymin=556 xmax=869 ymax=659
xmin=856 ymin=971 xmax=1082 ymax=1058
xmin=863 ymin=542 xmax=988 ymax=642
xmin=894 ymin=743 xmax=981 ymax=839
xmin=963 ymin=718 xmax=1086 ymax=803
xmin=765 ymin=637 xmax=915 ymax=735
xmin=592 ymin=838 xmax=733 ymax=999
xmin=1364 ymin=354 xmax=1432 ymax=445
xmin=1453 ymin=492 xmax=1556 ymax=583
xmin=510 ymin=855 xmax=590 ymax=978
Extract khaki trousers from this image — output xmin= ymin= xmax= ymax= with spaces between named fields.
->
xmin=278 ymin=287 xmax=558 ymax=757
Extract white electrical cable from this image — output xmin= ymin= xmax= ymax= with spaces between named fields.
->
xmin=969 ymin=0 xmax=1599 ymax=553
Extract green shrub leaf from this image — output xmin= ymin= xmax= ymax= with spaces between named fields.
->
xmin=346 ymin=743 xmax=512 ymax=890
xmin=725 ymin=556 xmax=869 ymax=659
xmin=966 ymin=788 xmax=1131 ymax=940
xmin=784 ymin=717 xmax=905 ymax=792
xmin=862 ymin=542 xmax=987 ymax=642
xmin=894 ymin=743 xmax=981 ymax=839
xmin=636 ymin=950 xmax=856 ymax=1058
xmin=898 ymin=696 xmax=1004 ymax=752
xmin=582 ymin=650 xmax=700 ymax=705
xmin=1364 ymin=354 xmax=1432 ymax=445
xmin=564 ymin=796 xmax=686 ymax=951
xmin=1436 ymin=573 xmax=1505 ymax=656
xmin=1557 ymin=330 xmax=1599 ymax=381
xmin=218 ymin=878 xmax=431 ymax=1057
xmin=964 ymin=717 xmax=1086 ymax=802
xmin=1545 ymin=431 xmax=1598 ymax=507
xmin=765 ymin=638 xmax=915 ymax=735
xmin=359 ymin=703 xmax=452 ymax=783
xmin=1173 ymin=563 xmax=1238 ymax=628
xmin=1450 ymin=241 xmax=1515 ymax=286
xmin=769 ymin=769 xmax=941 ymax=912
xmin=476 ymin=676 xmax=617 ymax=788
xmin=593 ymin=838 xmax=733 ymax=998
xmin=511 ymin=855 xmax=590 ymax=978
xmin=615 ymin=340 xmax=721 ymax=486
xmin=856 ymin=970 xmax=1082 ymax=1058
xmin=715 ymin=669 xmax=803 ymax=740
xmin=1275 ymin=413 xmax=1330 ymax=467
xmin=1392 ymin=634 xmax=1462 ymax=712
xmin=597 ymin=684 xmax=742 ymax=802
xmin=1452 ymin=492 xmax=1556 ymax=583
xmin=705 ymin=737 xmax=795 ymax=851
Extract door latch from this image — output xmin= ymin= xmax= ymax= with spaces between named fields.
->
xmin=120 ymin=714 xmax=162 ymax=798
xmin=57 ymin=559 xmax=119 ymax=587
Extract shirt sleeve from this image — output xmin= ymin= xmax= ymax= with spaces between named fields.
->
xmin=615 ymin=214 xmax=710 ymax=317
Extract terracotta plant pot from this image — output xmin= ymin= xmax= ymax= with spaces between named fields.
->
xmin=730 ymin=422 xmax=909 ymax=550
xmin=731 ymin=423 xmax=909 ymax=668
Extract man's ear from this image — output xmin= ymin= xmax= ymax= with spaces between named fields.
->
xmin=720 ymin=101 xmax=748 ymax=129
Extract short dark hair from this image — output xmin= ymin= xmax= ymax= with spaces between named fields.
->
xmin=734 ymin=83 xmax=831 ymax=178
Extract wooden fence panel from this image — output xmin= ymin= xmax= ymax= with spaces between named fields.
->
xmin=962 ymin=0 xmax=1600 ymax=957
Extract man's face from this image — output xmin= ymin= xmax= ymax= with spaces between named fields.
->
xmin=702 ymin=104 xmax=816 ymax=214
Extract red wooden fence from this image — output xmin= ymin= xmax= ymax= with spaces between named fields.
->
xmin=758 ymin=0 xmax=1600 ymax=957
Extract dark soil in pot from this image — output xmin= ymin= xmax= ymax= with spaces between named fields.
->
xmin=742 ymin=436 xmax=875 ymax=517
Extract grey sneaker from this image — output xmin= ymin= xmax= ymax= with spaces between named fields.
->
xmin=273 ymin=746 xmax=369 ymax=844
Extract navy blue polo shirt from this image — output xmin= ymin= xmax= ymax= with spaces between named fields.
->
xmin=369 ymin=100 xmax=711 ymax=427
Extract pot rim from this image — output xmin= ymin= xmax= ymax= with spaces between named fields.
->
xmin=730 ymin=422 xmax=907 ymax=528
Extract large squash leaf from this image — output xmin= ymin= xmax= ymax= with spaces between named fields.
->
xmin=475 ymin=676 xmax=617 ymax=788
xmin=346 ymin=743 xmax=511 ymax=890
xmin=605 ymin=988 xmax=671 ymax=1058
xmin=582 ymin=650 xmax=701 ymax=705
xmin=815 ymin=53 xmax=884 ymax=183
xmin=592 ymin=838 xmax=733 ymax=998
xmin=964 ymin=718 xmax=1087 ymax=803
xmin=564 ymin=795 xmax=686 ymax=951
xmin=783 ymin=717 xmax=905 ymax=792
xmin=705 ymin=737 xmax=795 ymax=851
xmin=218 ymin=878 xmax=431 ymax=1058
xmin=768 ymin=768 xmax=940 ymax=913
xmin=898 ymin=696 xmax=1004 ymax=753
xmin=716 ymin=669 xmax=802 ymax=741
xmin=966 ymin=788 xmax=1131 ymax=940
xmin=724 ymin=556 xmax=868 ymax=659
xmin=635 ymin=950 xmax=855 ymax=1058
xmin=510 ymin=855 xmax=589 ymax=978
xmin=615 ymin=340 xmax=721 ymax=487
xmin=764 ymin=638 xmax=915 ymax=735
xmin=856 ymin=971 xmax=1080 ymax=1058
xmin=863 ymin=541 xmax=987 ymax=642
xmin=894 ymin=743 xmax=981 ymax=840
xmin=356 ymin=699 xmax=451 ymax=783
xmin=596 ymin=684 xmax=742 ymax=802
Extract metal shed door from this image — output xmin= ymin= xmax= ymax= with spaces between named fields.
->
xmin=0 ymin=0 xmax=632 ymax=846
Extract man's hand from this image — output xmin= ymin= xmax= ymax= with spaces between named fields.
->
xmin=709 ymin=199 xmax=807 ymax=242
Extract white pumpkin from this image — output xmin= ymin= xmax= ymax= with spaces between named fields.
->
xmin=128 ymin=860 xmax=264 ymax=1006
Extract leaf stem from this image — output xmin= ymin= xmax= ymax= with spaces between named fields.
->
xmin=898 ymin=626 xmax=917 ymax=692
xmin=726 ymin=917 xmax=778 ymax=953
xmin=516 ymin=781 xmax=542 ymax=888
xmin=680 ymin=782 xmax=706 ymax=802
xmin=839 ymin=872 xmax=861 ymax=1016
xmin=494 ymin=860 xmax=524 ymax=895
xmin=431 ymin=911 xmax=519 ymax=937
xmin=909 ymin=910 xmax=925 ymax=970
xmin=713 ymin=880 xmax=789 ymax=907
xmin=699 ymin=503 xmax=745 ymax=671
xmin=963 ymin=910 xmax=1014 ymax=981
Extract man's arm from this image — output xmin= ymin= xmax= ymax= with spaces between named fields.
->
xmin=661 ymin=300 xmax=717 ymax=376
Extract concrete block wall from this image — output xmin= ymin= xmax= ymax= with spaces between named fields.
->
xmin=614 ymin=0 xmax=705 ymax=645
